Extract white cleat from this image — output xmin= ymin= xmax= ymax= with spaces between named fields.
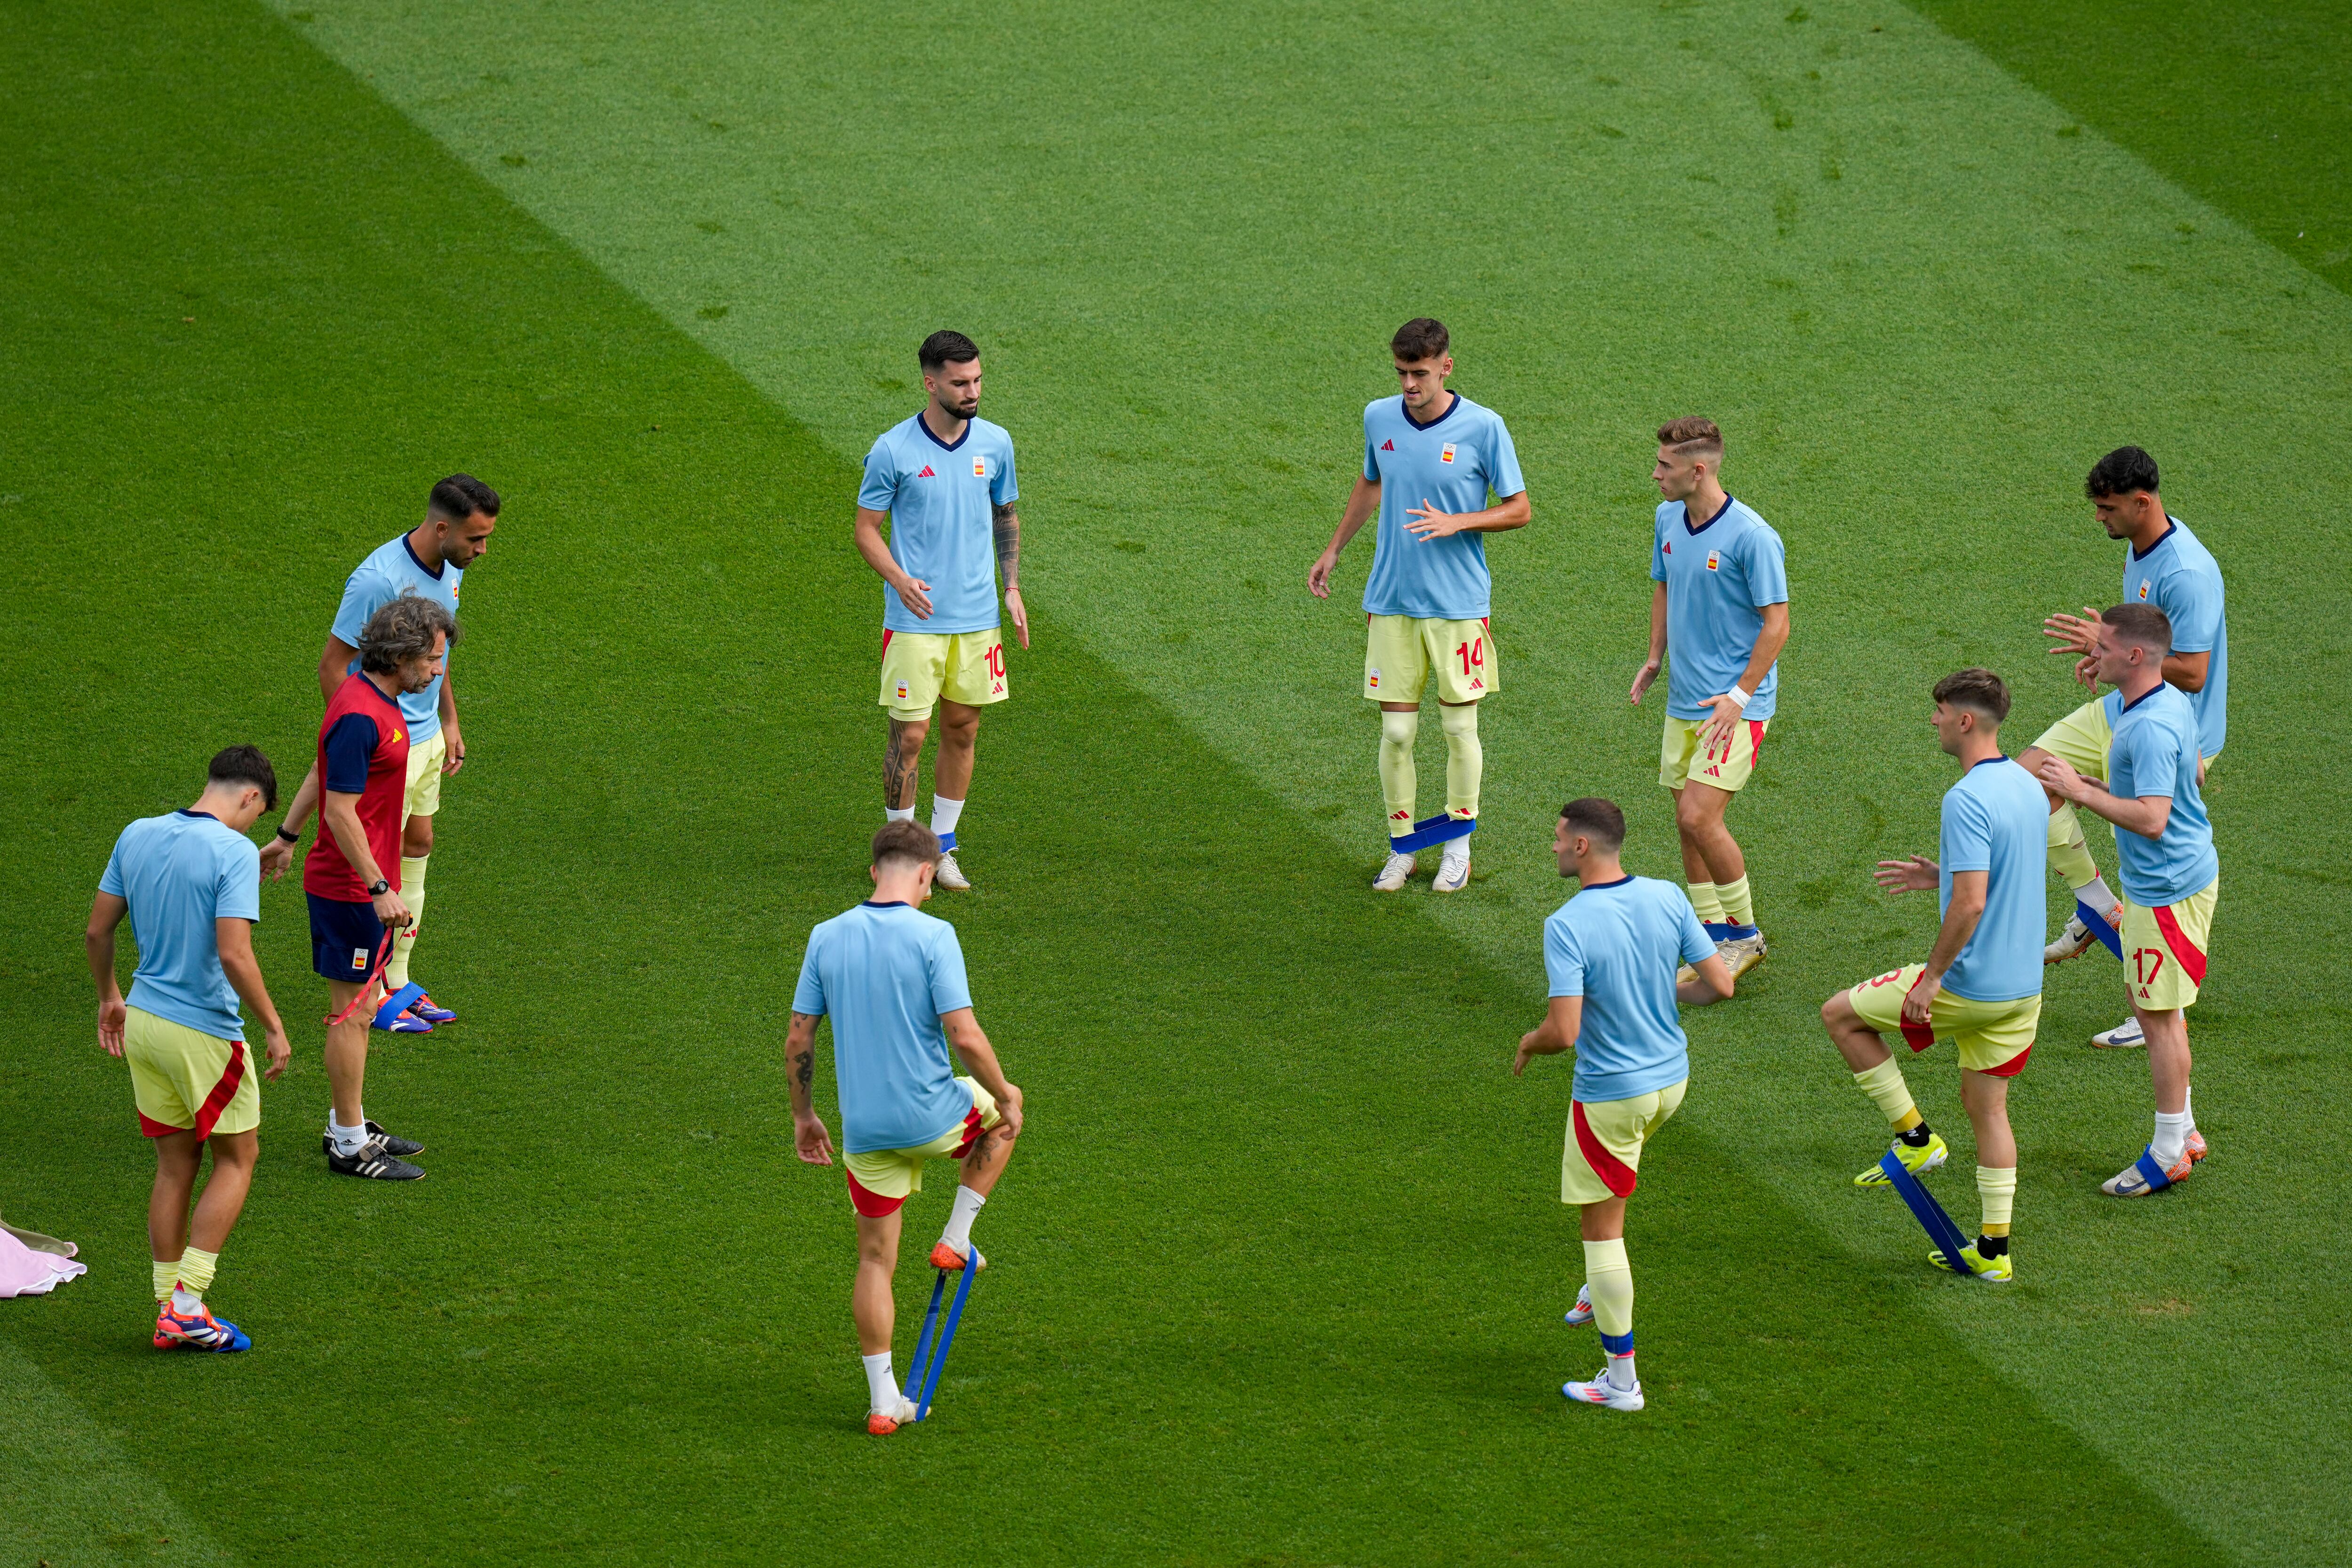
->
xmin=934 ymin=852 xmax=972 ymax=891
xmin=1563 ymin=1367 xmax=1645 ymax=1412
xmin=1373 ymin=852 xmax=1415 ymax=892
xmin=866 ymin=1395 xmax=921 ymax=1435
xmin=2090 ymin=1015 xmax=2145 ymax=1049
xmin=2045 ymin=904 xmax=2122 ymax=965
xmin=1717 ymin=932 xmax=1768 ymax=979
xmin=1432 ymin=839 xmax=1471 ymax=893
xmin=1564 ymin=1285 xmax=1594 ymax=1327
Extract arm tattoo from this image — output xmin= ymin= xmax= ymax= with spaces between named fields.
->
xmin=992 ymin=501 xmax=1019 ymax=590
xmin=791 ymin=1049 xmax=813 ymax=1089
xmin=883 ymin=718 xmax=919 ymax=809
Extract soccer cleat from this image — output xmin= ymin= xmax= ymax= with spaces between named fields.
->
xmin=866 ymin=1396 xmax=920 ymax=1435
xmin=320 ymin=1120 xmax=423 ymax=1159
xmin=1856 ymin=1132 xmax=1947 ymax=1187
xmin=1928 ymin=1243 xmax=2012 ymax=1281
xmin=1373 ymin=851 xmax=1415 ymax=892
xmin=373 ymin=1007 xmax=432 ymax=1035
xmin=1562 ymin=1366 xmax=1644 ymax=1411
xmin=1717 ymin=932 xmax=1768 ymax=980
xmin=929 ymin=1239 xmax=987 ymax=1273
xmin=405 ymin=992 xmax=457 ymax=1025
xmin=1564 ymin=1285 xmax=1594 ymax=1327
xmin=1432 ymin=839 xmax=1471 ymax=893
xmin=2186 ymin=1129 xmax=2209 ymax=1164
xmin=327 ymin=1134 xmax=426 ymax=1181
xmin=2044 ymin=904 xmax=2123 ymax=965
xmin=2090 ymin=1016 xmax=2145 ymax=1049
xmin=153 ymin=1302 xmax=251 ymax=1352
xmin=2102 ymin=1144 xmax=2192 ymax=1197
xmin=934 ymin=852 xmax=971 ymax=891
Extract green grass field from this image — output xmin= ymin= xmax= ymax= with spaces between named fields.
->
xmin=4 ymin=0 xmax=2349 ymax=1562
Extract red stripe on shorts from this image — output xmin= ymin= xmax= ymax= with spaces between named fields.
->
xmin=845 ymin=1169 xmax=906 ymax=1218
xmin=1572 ymin=1101 xmax=1639 ymax=1198
xmin=948 ymin=1106 xmax=985 ymax=1161
xmin=1748 ymin=718 xmax=1766 ymax=767
xmin=1978 ymin=1045 xmax=2032 ymax=1079
xmin=189 ymin=1040 xmax=247 ymax=1141
xmin=2152 ymin=904 xmax=2208 ymax=984
xmin=881 ymin=629 xmax=893 ymax=654
xmin=138 ymin=1111 xmax=184 ymax=1139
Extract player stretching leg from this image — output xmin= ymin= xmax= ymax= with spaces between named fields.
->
xmin=1308 ymin=318 xmax=1528 ymax=893
xmin=2025 ymin=447 xmax=2225 ymax=1050
xmin=86 ymin=747 xmax=294 ymax=1351
xmin=1823 ymin=670 xmax=2046 ymax=1280
xmin=2037 ymin=607 xmax=2217 ymax=1195
xmin=267 ymin=598 xmax=455 ymax=1180
xmin=311 ymin=476 xmax=499 ymax=1033
xmin=856 ymin=331 xmax=1028 ymax=891
xmin=1516 ymin=799 xmax=1732 ymax=1411
xmin=1629 ymin=419 xmax=1789 ymax=980
xmin=787 ymin=822 xmax=1026 ymax=1434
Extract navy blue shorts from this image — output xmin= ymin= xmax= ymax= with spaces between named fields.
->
xmin=307 ymin=892 xmax=385 ymax=983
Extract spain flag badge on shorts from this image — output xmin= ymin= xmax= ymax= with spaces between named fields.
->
xmin=895 ymin=680 xmax=909 ymax=700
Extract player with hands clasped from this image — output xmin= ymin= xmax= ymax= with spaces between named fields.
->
xmin=86 ymin=745 xmax=294 ymax=1352
xmin=787 ymin=820 xmax=1025 ymax=1435
xmin=1515 ymin=798 xmax=1733 ymax=1412
xmin=1822 ymin=669 xmax=2046 ymax=1280
xmin=1631 ymin=418 xmax=1789 ymax=984
xmin=856 ymin=331 xmax=1026 ymax=892
xmin=1308 ymin=317 xmax=1528 ymax=894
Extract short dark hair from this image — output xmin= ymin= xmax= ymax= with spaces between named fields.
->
xmin=1931 ymin=667 xmax=2011 ymax=724
xmin=919 ymin=330 xmax=980 ymax=370
xmin=1559 ymin=796 xmax=1627 ymax=851
xmin=872 ymin=819 xmax=942 ymax=870
xmin=1658 ymin=417 xmax=1724 ymax=456
xmin=1391 ymin=318 xmax=1449 ymax=361
xmin=2086 ymin=446 xmax=2160 ymax=499
xmin=359 ymin=592 xmax=459 ymax=674
xmin=2102 ymin=602 xmax=2173 ymax=653
xmin=428 ymin=473 xmax=500 ymax=523
xmin=208 ymin=745 xmax=278 ymax=811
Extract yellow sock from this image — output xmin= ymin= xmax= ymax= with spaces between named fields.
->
xmin=1977 ymin=1166 xmax=2016 ymax=1236
xmin=1852 ymin=1058 xmax=1918 ymax=1129
xmin=176 ymin=1245 xmax=218 ymax=1297
xmin=2047 ymin=809 xmax=2097 ymax=890
xmin=385 ymin=853 xmax=429 ymax=987
xmin=152 ymin=1259 xmax=179 ymax=1303
xmin=1439 ymin=702 xmax=1481 ymax=819
xmin=1581 ymin=1237 xmax=1633 ymax=1338
xmin=1378 ymin=711 xmax=1418 ymax=829
xmin=1717 ymin=873 xmax=1754 ymax=927
xmin=1687 ymin=881 xmax=1726 ymax=923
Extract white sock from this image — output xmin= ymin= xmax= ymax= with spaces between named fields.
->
xmin=2153 ymin=1109 xmax=2191 ymax=1165
xmin=930 ymin=795 xmax=966 ymax=836
xmin=2082 ymin=876 xmax=2118 ymax=915
xmin=1606 ymin=1350 xmax=1637 ymax=1391
xmin=2182 ymin=1085 xmax=2196 ymax=1133
xmin=862 ymin=1351 xmax=899 ymax=1412
xmin=942 ymin=1186 xmax=985 ymax=1253
xmin=171 ymin=1286 xmax=203 ymax=1315
xmin=330 ymin=1111 xmax=368 ymax=1155
xmin=884 ymin=806 xmax=915 ymax=824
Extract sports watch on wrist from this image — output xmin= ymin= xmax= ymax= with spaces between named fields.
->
xmin=275 ymin=826 xmax=301 ymax=844
xmin=367 ymin=879 xmax=391 ymax=897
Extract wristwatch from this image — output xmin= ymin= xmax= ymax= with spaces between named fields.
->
xmin=367 ymin=879 xmax=391 ymax=897
xmin=275 ymin=826 xmax=301 ymax=844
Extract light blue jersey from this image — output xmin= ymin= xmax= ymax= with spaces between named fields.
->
xmin=1651 ymin=497 xmax=1788 ymax=721
xmin=2124 ymin=517 xmax=2227 ymax=758
xmin=791 ymin=901 xmax=977 ymax=1154
xmin=1359 ymin=394 xmax=1525 ymax=620
xmin=2107 ymin=683 xmax=2218 ymax=906
xmin=1543 ymin=876 xmax=1716 ymax=1103
xmin=1938 ymin=757 xmax=2048 ymax=1003
xmin=97 ymin=810 xmax=261 ymax=1040
xmin=330 ymin=535 xmax=462 ymax=745
xmin=859 ymin=413 xmax=1018 ymax=637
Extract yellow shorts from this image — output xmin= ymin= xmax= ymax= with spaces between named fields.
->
xmin=1847 ymin=965 xmax=2040 ymax=1075
xmin=1561 ymin=1079 xmax=1686 ymax=1204
xmin=125 ymin=1006 xmax=258 ymax=1139
xmin=1660 ymin=713 xmax=1769 ymax=792
xmin=2032 ymin=698 xmax=2111 ymax=780
xmin=405 ymin=729 xmax=447 ymax=819
xmin=1364 ymin=615 xmax=1495 ymax=705
xmin=2124 ymin=877 xmax=2218 ymax=1011
xmin=844 ymin=1078 xmax=1001 ymax=1216
xmin=880 ymin=629 xmax=1007 ymax=721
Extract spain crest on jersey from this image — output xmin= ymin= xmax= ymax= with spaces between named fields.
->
xmin=973 ymin=457 xmax=987 ymax=478
xmin=1440 ymin=443 xmax=1457 ymax=464
xmin=1705 ymin=550 xmax=1721 ymax=572
xmin=2137 ymin=577 xmax=2152 ymax=601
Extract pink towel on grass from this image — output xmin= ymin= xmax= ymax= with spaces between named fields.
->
xmin=0 ymin=1226 xmax=86 ymax=1296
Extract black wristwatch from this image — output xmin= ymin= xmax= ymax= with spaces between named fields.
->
xmin=275 ymin=826 xmax=301 ymax=844
xmin=367 ymin=879 xmax=391 ymax=897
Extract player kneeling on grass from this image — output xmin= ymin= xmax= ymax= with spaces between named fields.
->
xmin=1824 ymin=668 xmax=2046 ymax=1280
xmin=787 ymin=820 xmax=1025 ymax=1435
xmin=86 ymin=746 xmax=295 ymax=1352
xmin=1515 ymin=797 xmax=1732 ymax=1413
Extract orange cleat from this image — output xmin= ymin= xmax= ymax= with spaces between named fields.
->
xmin=2186 ymin=1129 xmax=2210 ymax=1164
xmin=929 ymin=1240 xmax=986 ymax=1273
xmin=867 ymin=1396 xmax=918 ymax=1434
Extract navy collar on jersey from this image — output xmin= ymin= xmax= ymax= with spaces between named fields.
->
xmin=1402 ymin=391 xmax=1461 ymax=432
xmin=402 ymin=533 xmax=446 ymax=581
xmin=860 ymin=899 xmax=912 ymax=909
xmin=177 ymin=809 xmax=222 ymax=822
xmin=1580 ymin=874 xmax=1634 ymax=890
xmin=2119 ymin=681 xmax=2169 ymax=715
xmin=1683 ymin=494 xmax=1734 ymax=536
xmin=916 ymin=411 xmax=972 ymax=452
xmin=1966 ymin=755 xmax=2010 ymax=772
xmin=2130 ymin=517 xmax=2179 ymax=564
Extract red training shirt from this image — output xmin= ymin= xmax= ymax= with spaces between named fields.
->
xmin=302 ymin=673 xmax=411 ymax=902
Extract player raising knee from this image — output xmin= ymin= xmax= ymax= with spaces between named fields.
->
xmin=1308 ymin=318 xmax=1529 ymax=894
xmin=2036 ymin=607 xmax=2217 ymax=1196
xmin=787 ymin=821 xmax=1025 ymax=1435
xmin=1823 ymin=669 xmax=2045 ymax=1280
xmin=1629 ymin=419 xmax=1788 ymax=982
xmin=1515 ymin=798 xmax=1732 ymax=1412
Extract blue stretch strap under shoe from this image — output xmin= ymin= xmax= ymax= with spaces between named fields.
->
xmin=937 ymin=830 xmax=957 ymax=853
xmin=2131 ymin=1146 xmax=2174 ymax=1192
xmin=2076 ymin=898 xmax=2124 ymax=960
xmin=1880 ymin=1149 xmax=1975 ymax=1273
xmin=372 ymin=982 xmax=425 ymax=1029
xmin=915 ymin=1259 xmax=979 ymax=1421
xmin=904 ymin=1269 xmax=948 ymax=1399
xmin=1390 ymin=812 xmax=1476 ymax=853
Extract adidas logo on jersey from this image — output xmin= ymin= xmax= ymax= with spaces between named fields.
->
xmin=1663 ymin=541 xmax=1672 ymax=554
xmin=917 ymin=465 xmax=937 ymax=478
xmin=1379 ymin=439 xmax=1395 ymax=451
